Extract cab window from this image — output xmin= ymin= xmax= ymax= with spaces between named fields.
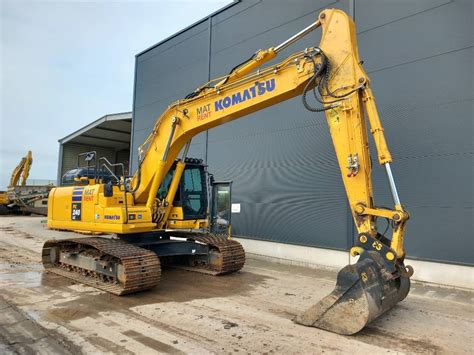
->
xmin=182 ymin=167 xmax=206 ymax=218
xmin=157 ymin=169 xmax=174 ymax=200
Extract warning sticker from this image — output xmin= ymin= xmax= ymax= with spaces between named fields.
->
xmin=231 ymin=203 xmax=241 ymax=213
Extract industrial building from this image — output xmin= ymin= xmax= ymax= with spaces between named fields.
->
xmin=57 ymin=112 xmax=132 ymax=183
xmin=129 ymin=0 xmax=472 ymax=287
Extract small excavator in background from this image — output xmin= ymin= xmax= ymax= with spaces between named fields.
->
xmin=0 ymin=151 xmax=53 ymax=215
xmin=43 ymin=9 xmax=413 ymax=335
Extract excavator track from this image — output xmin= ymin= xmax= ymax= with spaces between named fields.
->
xmin=42 ymin=237 xmax=160 ymax=295
xmin=184 ymin=233 xmax=246 ymax=275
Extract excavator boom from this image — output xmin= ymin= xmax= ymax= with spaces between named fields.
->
xmin=9 ymin=150 xmax=32 ymax=187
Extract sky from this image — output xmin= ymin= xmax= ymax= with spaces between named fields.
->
xmin=0 ymin=0 xmax=229 ymax=188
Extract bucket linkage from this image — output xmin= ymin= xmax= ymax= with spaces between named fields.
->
xmin=295 ymin=233 xmax=412 ymax=335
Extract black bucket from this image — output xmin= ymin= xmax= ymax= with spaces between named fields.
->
xmin=294 ymin=251 xmax=410 ymax=335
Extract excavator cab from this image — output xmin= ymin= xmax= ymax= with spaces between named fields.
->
xmin=158 ymin=158 xmax=208 ymax=226
xmin=157 ymin=157 xmax=233 ymax=235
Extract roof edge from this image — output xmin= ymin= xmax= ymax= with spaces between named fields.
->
xmin=58 ymin=111 xmax=132 ymax=144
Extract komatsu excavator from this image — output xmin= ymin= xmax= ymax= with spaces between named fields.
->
xmin=43 ymin=9 xmax=413 ymax=335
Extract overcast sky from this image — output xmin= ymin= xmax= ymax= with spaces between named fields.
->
xmin=0 ymin=0 xmax=228 ymax=188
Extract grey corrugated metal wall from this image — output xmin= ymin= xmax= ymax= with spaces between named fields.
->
xmin=131 ymin=0 xmax=473 ymax=265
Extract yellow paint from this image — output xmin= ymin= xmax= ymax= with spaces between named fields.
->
xmin=167 ymin=218 xmax=208 ymax=230
xmin=9 ymin=150 xmax=32 ymax=187
xmin=160 ymin=161 xmax=185 ymax=228
xmin=327 ymin=108 xmax=341 ymax=127
xmin=0 ymin=191 xmax=8 ymax=205
xmin=372 ymin=240 xmax=383 ymax=251
xmin=350 ymin=246 xmax=365 ymax=257
xmin=386 ymin=252 xmax=395 ymax=261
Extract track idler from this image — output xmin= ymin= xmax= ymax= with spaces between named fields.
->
xmin=295 ymin=250 xmax=411 ymax=335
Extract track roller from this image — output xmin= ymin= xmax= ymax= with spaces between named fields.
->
xmin=42 ymin=237 xmax=161 ymax=295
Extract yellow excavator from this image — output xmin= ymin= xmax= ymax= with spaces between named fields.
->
xmin=1 ymin=151 xmax=33 ymax=207
xmin=43 ymin=9 xmax=413 ymax=335
xmin=9 ymin=150 xmax=33 ymax=188
xmin=0 ymin=150 xmax=52 ymax=215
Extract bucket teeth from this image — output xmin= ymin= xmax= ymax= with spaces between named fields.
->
xmin=295 ymin=252 xmax=410 ymax=335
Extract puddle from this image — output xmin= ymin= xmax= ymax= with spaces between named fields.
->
xmin=122 ymin=330 xmax=184 ymax=354
xmin=87 ymin=336 xmax=134 ymax=354
xmin=0 ymin=262 xmax=268 ymax=327
xmin=0 ymin=270 xmax=43 ymax=287
xmin=13 ymin=268 xmax=269 ymax=322
xmin=45 ymin=306 xmax=95 ymax=322
xmin=0 ymin=263 xmax=44 ymax=287
xmin=6 ymin=299 xmax=90 ymax=325
xmin=355 ymin=326 xmax=442 ymax=353
xmin=0 ymin=263 xmax=42 ymax=271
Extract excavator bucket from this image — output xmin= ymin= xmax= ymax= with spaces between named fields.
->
xmin=295 ymin=252 xmax=410 ymax=335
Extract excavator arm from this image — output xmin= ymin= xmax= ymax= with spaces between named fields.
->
xmin=9 ymin=150 xmax=32 ymax=187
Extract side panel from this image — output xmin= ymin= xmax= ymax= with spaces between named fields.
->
xmin=356 ymin=0 xmax=473 ymax=264
xmin=207 ymin=0 xmax=351 ymax=250
xmin=48 ymin=185 xmax=155 ymax=233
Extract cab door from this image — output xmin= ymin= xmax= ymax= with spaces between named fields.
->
xmin=210 ymin=181 xmax=232 ymax=236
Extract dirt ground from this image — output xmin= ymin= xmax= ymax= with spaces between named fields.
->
xmin=0 ymin=216 xmax=472 ymax=354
